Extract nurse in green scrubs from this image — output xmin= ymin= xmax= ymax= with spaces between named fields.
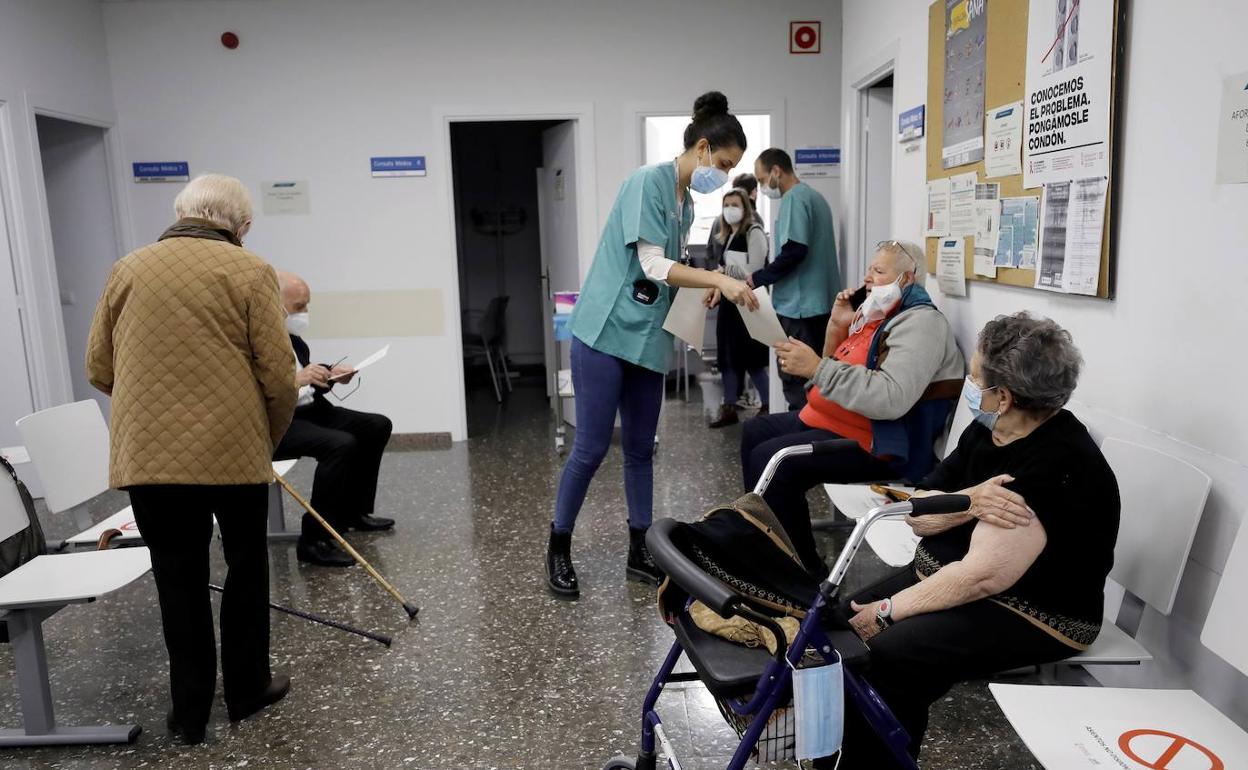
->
xmin=546 ymin=91 xmax=758 ymax=599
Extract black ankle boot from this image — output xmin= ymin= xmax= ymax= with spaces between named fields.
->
xmin=626 ymin=526 xmax=664 ymax=585
xmin=546 ymin=525 xmax=579 ymax=599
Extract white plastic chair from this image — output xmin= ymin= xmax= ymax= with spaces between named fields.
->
xmin=818 ymin=393 xmax=972 ymax=566
xmin=992 ymin=515 xmax=1248 ymax=768
xmin=1063 ymin=437 xmax=1211 ymax=668
xmin=18 ymin=401 xmax=301 ymax=547
xmin=0 ymin=463 xmax=151 ymax=746
xmin=16 ymin=401 xmax=137 ymax=547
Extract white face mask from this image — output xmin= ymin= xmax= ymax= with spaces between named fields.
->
xmin=722 ymin=205 xmax=744 ymax=225
xmin=861 ymin=275 xmax=907 ymax=321
xmin=285 ymin=312 xmax=309 ymax=336
xmin=759 ymin=170 xmax=782 ymax=199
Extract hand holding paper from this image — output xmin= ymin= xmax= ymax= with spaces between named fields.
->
xmin=328 ymin=345 xmax=390 ymax=381
xmin=738 ymin=286 xmax=788 ymax=347
xmin=661 ymin=288 xmax=709 ymax=352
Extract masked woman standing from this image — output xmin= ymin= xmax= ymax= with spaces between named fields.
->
xmin=546 ymin=92 xmax=758 ymax=599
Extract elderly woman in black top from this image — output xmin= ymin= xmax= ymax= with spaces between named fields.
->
xmin=828 ymin=312 xmax=1120 ymax=769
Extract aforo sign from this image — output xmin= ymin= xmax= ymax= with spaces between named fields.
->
xmin=1117 ymin=728 xmax=1224 ymax=770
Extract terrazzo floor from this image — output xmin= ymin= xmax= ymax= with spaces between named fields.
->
xmin=0 ymin=382 xmax=1042 ymax=769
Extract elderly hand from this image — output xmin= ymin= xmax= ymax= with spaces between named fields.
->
xmin=329 ymin=365 xmax=356 ymax=384
xmin=774 ymin=337 xmax=821 ymax=380
xmin=296 ymin=364 xmax=331 ymax=388
xmin=849 ymin=600 xmax=886 ymax=642
xmin=831 ymin=287 xmax=859 ymax=330
xmin=703 ymin=287 xmax=721 ymax=309
xmin=963 ymin=474 xmax=1034 ymax=528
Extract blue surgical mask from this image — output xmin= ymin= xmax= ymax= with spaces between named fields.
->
xmin=964 ymin=376 xmax=1001 ymax=430
xmin=690 ymin=151 xmax=729 ymax=194
xmin=791 ymin=653 xmax=844 ymax=761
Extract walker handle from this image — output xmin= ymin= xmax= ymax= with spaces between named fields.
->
xmin=908 ymin=494 xmax=972 ymax=516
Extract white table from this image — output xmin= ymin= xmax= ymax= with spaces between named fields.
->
xmin=0 ymin=547 xmax=151 ymax=746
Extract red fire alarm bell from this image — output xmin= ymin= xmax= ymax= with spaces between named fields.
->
xmin=221 ymin=31 xmax=240 ymax=50
xmin=790 ymin=21 xmax=820 ymax=55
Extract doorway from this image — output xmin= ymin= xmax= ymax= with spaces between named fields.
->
xmin=34 ymin=115 xmax=120 ymax=419
xmin=450 ymin=119 xmax=578 ymax=436
xmin=848 ymin=65 xmax=896 ymax=288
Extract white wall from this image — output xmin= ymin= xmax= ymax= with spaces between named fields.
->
xmin=0 ymin=0 xmax=122 ymax=446
xmin=843 ymin=0 xmax=1248 ymax=727
xmin=101 ymin=0 xmax=844 ymax=440
xmin=36 ymin=115 xmax=119 ymax=415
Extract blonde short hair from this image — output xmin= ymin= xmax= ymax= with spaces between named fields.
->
xmin=173 ymin=174 xmax=252 ymax=231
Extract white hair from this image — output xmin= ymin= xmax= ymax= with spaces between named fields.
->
xmin=173 ymin=174 xmax=253 ymax=232
xmin=880 ymin=239 xmax=926 ymax=283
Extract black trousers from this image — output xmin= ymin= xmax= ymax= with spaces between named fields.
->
xmin=741 ymin=410 xmax=896 ymax=575
xmin=129 ymin=484 xmax=271 ymax=727
xmin=827 ymin=569 xmax=1077 ymax=768
xmin=274 ymin=401 xmax=393 ymax=540
xmin=778 ymin=313 xmax=830 ymax=410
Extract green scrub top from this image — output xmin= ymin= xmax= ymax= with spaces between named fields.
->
xmin=569 ymin=162 xmax=693 ymax=373
xmin=771 ymin=182 xmax=840 ymax=319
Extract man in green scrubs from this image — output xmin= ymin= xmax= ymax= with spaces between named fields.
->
xmin=751 ymin=148 xmax=840 ymax=410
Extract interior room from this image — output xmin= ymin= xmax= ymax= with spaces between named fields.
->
xmin=0 ymin=1 xmax=1245 ymax=768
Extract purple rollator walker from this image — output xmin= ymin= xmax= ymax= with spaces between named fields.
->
xmin=601 ymin=441 xmax=971 ymax=770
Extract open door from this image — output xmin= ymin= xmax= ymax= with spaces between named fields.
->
xmin=538 ymin=121 xmax=578 ymax=407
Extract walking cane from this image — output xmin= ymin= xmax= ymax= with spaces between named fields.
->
xmin=272 ymin=475 xmax=420 ymax=619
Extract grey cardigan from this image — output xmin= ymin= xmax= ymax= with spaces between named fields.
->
xmin=806 ymin=304 xmax=964 ymax=421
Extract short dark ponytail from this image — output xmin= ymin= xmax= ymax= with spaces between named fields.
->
xmin=683 ymin=91 xmax=747 ymax=152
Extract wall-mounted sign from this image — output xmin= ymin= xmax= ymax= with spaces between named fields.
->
xmin=261 ymin=180 xmax=310 ymax=215
xmin=793 ymin=147 xmax=840 ymax=177
xmin=132 ymin=162 xmax=189 ymax=183
xmin=1216 ymin=71 xmax=1248 ymax=184
xmin=789 ymin=21 xmax=821 ymax=54
xmin=898 ymin=105 xmax=926 ymax=141
xmin=370 ymin=156 xmax=426 ymax=178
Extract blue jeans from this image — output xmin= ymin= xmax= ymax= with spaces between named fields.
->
xmin=552 ymin=337 xmax=664 ymax=534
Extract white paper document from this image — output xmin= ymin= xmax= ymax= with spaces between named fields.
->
xmin=948 ymin=172 xmax=978 ymax=237
xmin=984 ymin=101 xmax=1024 ymax=178
xmin=936 ymin=238 xmax=967 ymax=297
xmin=1023 ymin=0 xmax=1113 ymax=186
xmin=973 ymin=183 xmax=1000 ymax=278
xmin=1036 ymin=177 xmax=1107 ymax=295
xmin=1216 ymin=70 xmax=1248 ymax=184
xmin=925 ymin=178 xmax=951 ymax=237
xmin=329 ymin=344 xmax=390 ymax=380
xmin=739 ymin=287 xmax=788 ymax=347
xmin=995 ymin=197 xmax=1040 ymax=268
xmin=661 ymin=288 xmax=709 ymax=352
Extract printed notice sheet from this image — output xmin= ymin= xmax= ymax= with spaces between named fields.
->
xmin=936 ymin=237 xmax=968 ymax=297
xmin=1023 ymin=0 xmax=1113 ymax=186
xmin=948 ymin=172 xmax=978 ymax=236
xmin=994 ymin=197 xmax=1040 ymax=269
xmin=1036 ymin=177 xmax=1107 ymax=295
xmin=984 ymin=101 xmax=1024 ymax=178
xmin=925 ymin=177 xmax=952 ymax=236
xmin=972 ymin=183 xmax=1000 ymax=277
xmin=942 ymin=0 xmax=988 ymax=168
xmin=1216 ymin=70 xmax=1248 ymax=184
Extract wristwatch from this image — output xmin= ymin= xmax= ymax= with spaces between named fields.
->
xmin=874 ymin=597 xmax=895 ymax=630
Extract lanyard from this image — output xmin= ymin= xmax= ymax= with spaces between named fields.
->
xmin=672 ymin=159 xmax=689 ymax=258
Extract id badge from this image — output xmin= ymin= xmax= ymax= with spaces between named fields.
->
xmin=791 ymin=655 xmax=844 ymax=761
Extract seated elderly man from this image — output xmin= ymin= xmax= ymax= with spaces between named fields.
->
xmin=275 ymin=272 xmax=394 ymax=567
xmin=824 ymin=313 xmax=1121 ymax=768
xmin=741 ymin=240 xmax=964 ymax=575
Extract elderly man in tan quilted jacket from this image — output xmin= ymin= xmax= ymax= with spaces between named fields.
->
xmin=86 ymin=174 xmax=297 ymax=745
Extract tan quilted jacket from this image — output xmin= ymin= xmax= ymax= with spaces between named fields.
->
xmin=86 ymin=218 xmax=298 ymax=488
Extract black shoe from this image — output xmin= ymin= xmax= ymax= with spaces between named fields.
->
xmin=165 ymin=710 xmax=206 ymax=745
xmin=626 ymin=526 xmax=664 ymax=585
xmin=227 ymin=675 xmax=291 ymax=722
xmin=347 ymin=514 xmax=395 ymax=531
xmin=709 ymin=404 xmax=739 ymax=429
xmin=545 ymin=525 xmax=579 ymax=599
xmin=296 ymin=538 xmax=354 ymax=567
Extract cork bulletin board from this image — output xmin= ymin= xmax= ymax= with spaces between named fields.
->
xmin=924 ymin=0 xmax=1125 ymax=298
